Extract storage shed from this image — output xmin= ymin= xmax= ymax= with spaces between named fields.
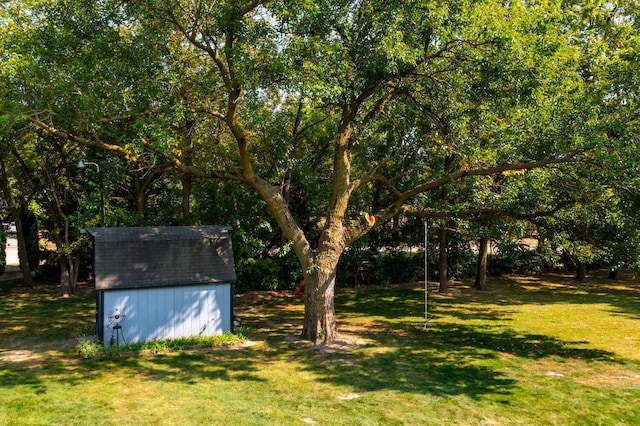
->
xmin=86 ymin=226 xmax=236 ymax=347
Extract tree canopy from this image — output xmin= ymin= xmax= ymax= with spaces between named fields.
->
xmin=1 ymin=0 xmax=639 ymax=342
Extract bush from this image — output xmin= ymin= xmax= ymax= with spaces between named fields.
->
xmin=490 ymin=243 xmax=562 ymax=275
xmin=337 ymin=249 xmax=428 ymax=287
xmin=76 ymin=339 xmax=104 ymax=359
xmin=372 ymin=251 xmax=425 ymax=285
xmin=235 ymin=252 xmax=301 ymax=292
xmin=446 ymin=244 xmax=477 ymax=280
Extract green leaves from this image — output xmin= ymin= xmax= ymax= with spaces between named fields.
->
xmin=2 ymin=0 xmax=640 ymax=290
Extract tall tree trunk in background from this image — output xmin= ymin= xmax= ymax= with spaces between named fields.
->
xmin=179 ymin=104 xmax=196 ymax=226
xmin=181 ymin=173 xmax=192 ymax=225
xmin=60 ymin=260 xmax=71 ymax=295
xmin=49 ymin=205 xmax=73 ymax=295
xmin=575 ymin=261 xmax=587 ymax=282
xmin=39 ymin=163 xmax=80 ymax=297
xmin=0 ymin=231 xmax=5 ymax=275
xmin=473 ymin=236 xmax=489 ymax=291
xmin=132 ymin=165 xmax=174 ymax=225
xmin=59 ymin=256 xmax=80 ymax=297
xmin=438 ymin=155 xmax=456 ymax=294
xmin=0 ymin=157 xmax=32 ymax=287
xmin=134 ymin=179 xmax=147 ymax=221
xmin=14 ymin=216 xmax=33 ymax=287
xmin=54 ymin=218 xmax=79 ymax=297
xmin=438 ymin=220 xmax=448 ymax=293
xmin=608 ymin=268 xmax=619 ymax=280
xmin=562 ymin=249 xmax=587 ymax=283
xmin=133 ymin=170 xmax=160 ymax=224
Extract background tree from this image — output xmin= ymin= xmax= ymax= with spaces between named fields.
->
xmin=0 ymin=137 xmax=37 ymax=287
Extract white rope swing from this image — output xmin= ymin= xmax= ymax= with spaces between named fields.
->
xmin=424 ymin=220 xmax=429 ymax=327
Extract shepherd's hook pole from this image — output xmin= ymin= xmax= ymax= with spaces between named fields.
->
xmin=424 ymin=219 xmax=429 ymax=327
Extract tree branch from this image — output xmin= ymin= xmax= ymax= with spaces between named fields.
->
xmin=344 ymin=149 xmax=586 ymax=245
xmin=190 ymin=106 xmax=226 ymax=121
xmin=397 ymin=150 xmax=585 ymax=206
xmin=31 ymin=118 xmax=128 ymax=155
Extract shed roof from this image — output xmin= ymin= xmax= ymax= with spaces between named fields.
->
xmin=87 ymin=226 xmax=236 ymax=291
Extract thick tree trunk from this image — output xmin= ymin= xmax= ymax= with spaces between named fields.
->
xmin=608 ymin=268 xmax=619 ymax=280
xmin=473 ymin=236 xmax=489 ymax=291
xmin=301 ymin=256 xmax=339 ymax=343
xmin=438 ymin=220 xmax=448 ymax=294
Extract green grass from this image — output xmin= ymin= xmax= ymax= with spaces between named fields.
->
xmin=1 ymin=272 xmax=640 ymax=425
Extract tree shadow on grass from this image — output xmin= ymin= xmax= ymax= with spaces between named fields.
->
xmin=301 ymin=337 xmax=518 ymax=399
xmin=465 ymin=274 xmax=640 ymax=321
xmin=0 ymin=317 xmax=618 ymax=404
xmin=91 ymin=350 xmax=270 ymax=385
xmin=0 ymin=283 xmax=95 ymax=349
xmin=0 ymin=344 xmax=271 ymax=396
xmin=423 ymin=323 xmax=615 ymax=361
xmin=288 ymin=281 xmax=624 ymax=399
xmin=337 ymin=286 xmax=430 ymax=321
xmin=0 ymin=279 xmax=630 ymax=404
xmin=1 ymin=288 xmax=517 ymax=402
xmin=289 ymin=317 xmax=617 ymax=400
xmin=0 ymin=366 xmax=48 ymax=395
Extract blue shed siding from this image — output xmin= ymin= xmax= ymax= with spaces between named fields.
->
xmin=102 ymin=283 xmax=232 ymax=346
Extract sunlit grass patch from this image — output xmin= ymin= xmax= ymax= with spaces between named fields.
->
xmin=1 ymin=272 xmax=640 ymax=425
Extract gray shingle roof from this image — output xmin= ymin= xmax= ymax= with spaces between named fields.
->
xmin=87 ymin=226 xmax=236 ymax=290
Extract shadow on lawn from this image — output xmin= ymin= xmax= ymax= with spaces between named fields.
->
xmin=292 ymin=329 xmax=520 ymax=399
xmin=288 ymin=321 xmax=615 ymax=400
xmin=0 ymin=285 xmax=515 ymax=400
xmin=0 ymin=275 xmax=632 ymax=402
xmin=0 ymin=281 xmax=95 ymax=347
xmin=423 ymin=323 xmax=614 ymax=361
xmin=463 ymin=273 xmax=640 ymax=321
xmin=0 ymin=348 xmax=270 ymax=397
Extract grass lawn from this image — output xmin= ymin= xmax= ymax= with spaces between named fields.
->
xmin=1 ymin=270 xmax=640 ymax=425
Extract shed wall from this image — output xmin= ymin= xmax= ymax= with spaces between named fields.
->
xmin=101 ymin=283 xmax=232 ymax=347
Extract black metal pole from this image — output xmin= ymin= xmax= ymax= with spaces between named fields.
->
xmin=98 ymin=169 xmax=105 ymax=228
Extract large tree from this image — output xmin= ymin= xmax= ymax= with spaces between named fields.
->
xmin=4 ymin=0 xmax=631 ymax=342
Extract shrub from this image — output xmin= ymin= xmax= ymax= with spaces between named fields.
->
xmin=338 ymin=249 xmax=429 ymax=287
xmin=446 ymin=244 xmax=477 ymax=279
xmin=74 ymin=329 xmax=252 ymax=358
xmin=372 ymin=251 xmax=425 ymax=285
xmin=490 ymin=243 xmax=562 ymax=275
xmin=76 ymin=339 xmax=104 ymax=359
